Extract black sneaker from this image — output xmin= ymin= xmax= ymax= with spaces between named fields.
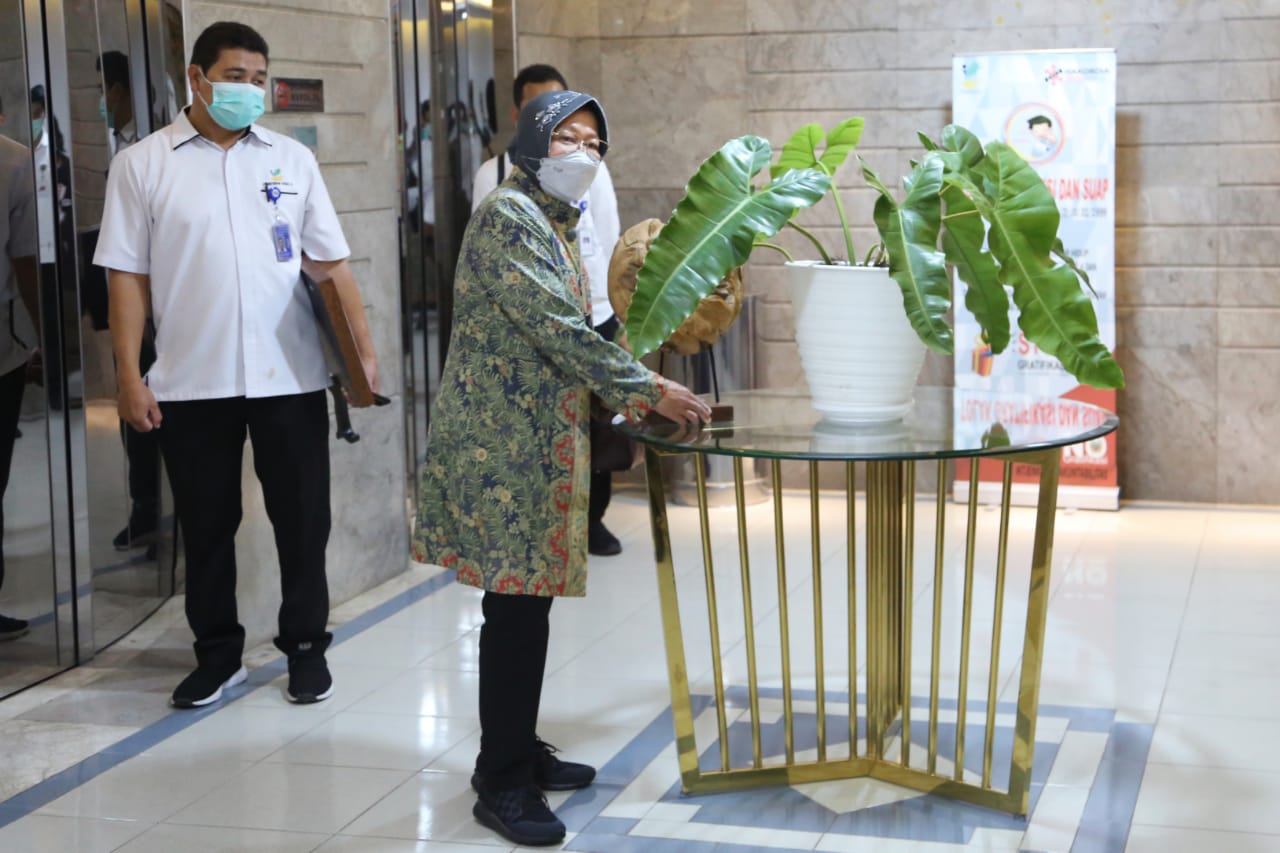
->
xmin=533 ymin=738 xmax=596 ymax=791
xmin=171 ymin=664 xmax=247 ymax=708
xmin=0 ymin=614 xmax=30 ymax=641
xmin=286 ymin=656 xmax=333 ymax=704
xmin=588 ymin=524 xmax=622 ymax=557
xmin=113 ymin=512 xmax=159 ymax=551
xmin=473 ymin=782 xmax=566 ymax=846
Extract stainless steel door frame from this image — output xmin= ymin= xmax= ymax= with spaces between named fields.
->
xmin=19 ymin=0 xmax=91 ymax=666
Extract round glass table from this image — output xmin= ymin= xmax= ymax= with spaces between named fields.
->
xmin=616 ymin=387 xmax=1118 ymax=815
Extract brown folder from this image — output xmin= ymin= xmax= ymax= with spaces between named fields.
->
xmin=301 ymin=270 xmax=388 ymax=443
xmin=302 ymin=270 xmax=385 ymax=407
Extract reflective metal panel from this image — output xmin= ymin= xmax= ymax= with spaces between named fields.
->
xmin=397 ymin=0 xmax=509 ymax=498
xmin=83 ymin=0 xmax=181 ymax=652
xmin=0 ymin=0 xmax=75 ymax=697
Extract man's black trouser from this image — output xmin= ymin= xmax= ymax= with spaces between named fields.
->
xmin=0 ymin=364 xmax=26 ymax=588
xmin=158 ymin=391 xmax=332 ymax=671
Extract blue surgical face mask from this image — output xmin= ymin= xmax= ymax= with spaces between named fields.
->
xmin=198 ymin=70 xmax=265 ymax=131
xmin=98 ymin=94 xmax=114 ymax=129
xmin=31 ymin=118 xmax=44 ymax=142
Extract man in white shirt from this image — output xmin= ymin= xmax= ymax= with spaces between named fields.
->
xmin=471 ymin=64 xmax=626 ymax=557
xmin=0 ymin=121 xmax=39 ymax=641
xmin=98 ymin=51 xmax=139 ymax=160
xmin=95 ymin=21 xmax=380 ymax=709
xmin=90 ymin=49 xmax=160 ymax=554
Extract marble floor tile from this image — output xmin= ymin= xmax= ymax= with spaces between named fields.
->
xmin=1131 ymin=763 xmax=1280 ymax=835
xmin=264 ymin=710 xmax=477 ymax=771
xmin=113 ymin=823 xmax=329 ymax=853
xmin=337 ymin=770 xmax=508 ymax=845
xmin=1125 ymin=824 xmax=1280 ymax=853
xmin=0 ymin=814 xmax=146 ymax=853
xmin=37 ymin=752 xmax=255 ymax=822
xmin=165 ymin=762 xmax=413 ymax=834
xmin=0 ymin=720 xmax=133 ymax=801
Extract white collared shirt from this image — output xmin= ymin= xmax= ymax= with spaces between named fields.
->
xmin=472 ymin=152 xmax=620 ymax=326
xmin=94 ymin=110 xmax=350 ymax=401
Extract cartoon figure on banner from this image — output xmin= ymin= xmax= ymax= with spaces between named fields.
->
xmin=1004 ymin=102 xmax=1065 ymax=165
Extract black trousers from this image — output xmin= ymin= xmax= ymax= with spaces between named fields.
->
xmin=0 ymin=364 xmax=26 ymax=589
xmin=588 ymin=315 xmax=619 ymax=533
xmin=158 ymin=391 xmax=332 ymax=672
xmin=123 ymin=334 xmax=160 ymax=519
xmin=476 ymin=590 xmax=554 ymax=790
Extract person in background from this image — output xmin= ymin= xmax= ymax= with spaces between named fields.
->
xmin=92 ymin=49 xmax=160 ymax=554
xmin=471 ymin=64 xmax=627 ymax=558
xmin=416 ymin=90 xmax=710 ymax=846
xmin=94 ymin=21 xmax=379 ymax=709
xmin=98 ymin=51 xmax=138 ymax=159
xmin=0 ymin=100 xmax=40 ymax=640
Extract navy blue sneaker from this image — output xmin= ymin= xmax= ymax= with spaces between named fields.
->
xmin=533 ymin=738 xmax=596 ymax=790
xmin=473 ymin=782 xmax=565 ymax=846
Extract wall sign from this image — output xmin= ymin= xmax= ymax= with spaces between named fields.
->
xmin=272 ymin=78 xmax=324 ymax=113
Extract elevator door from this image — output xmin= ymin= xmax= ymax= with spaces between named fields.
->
xmin=396 ymin=0 xmax=512 ymax=500
xmin=0 ymin=0 xmax=185 ymax=700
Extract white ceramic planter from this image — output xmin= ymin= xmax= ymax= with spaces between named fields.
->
xmin=786 ymin=261 xmax=927 ymax=424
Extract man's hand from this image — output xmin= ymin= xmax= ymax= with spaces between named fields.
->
xmin=653 ymin=381 xmax=712 ymax=426
xmin=118 ymin=378 xmax=162 ymax=432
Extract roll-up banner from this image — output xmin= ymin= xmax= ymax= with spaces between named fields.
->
xmin=952 ymin=49 xmax=1119 ymax=510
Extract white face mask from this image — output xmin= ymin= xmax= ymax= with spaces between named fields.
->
xmin=536 ymin=151 xmax=599 ymax=204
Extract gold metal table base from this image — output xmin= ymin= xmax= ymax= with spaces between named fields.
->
xmin=642 ymin=448 xmax=1061 ymax=815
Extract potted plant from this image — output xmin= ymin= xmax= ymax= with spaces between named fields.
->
xmin=622 ymin=119 xmax=1124 ymax=423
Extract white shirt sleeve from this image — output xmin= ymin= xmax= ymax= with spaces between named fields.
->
xmin=300 ymin=151 xmax=350 ymax=262
xmin=93 ymin=149 xmax=151 ymax=274
xmin=471 ymin=155 xmax=500 ymax=214
xmin=589 ymin=160 xmax=621 ymax=261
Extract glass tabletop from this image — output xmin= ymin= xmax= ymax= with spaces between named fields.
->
xmin=616 ymin=387 xmax=1119 ymax=461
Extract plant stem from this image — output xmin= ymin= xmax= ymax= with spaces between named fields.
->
xmin=828 ymin=181 xmax=857 ymax=263
xmin=785 ymin=221 xmax=833 ymax=265
xmin=754 ymin=241 xmax=795 ymax=262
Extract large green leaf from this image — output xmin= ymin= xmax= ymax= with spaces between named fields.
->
xmin=626 ymin=137 xmax=831 ymax=359
xmin=977 ymin=143 xmax=1124 ymax=388
xmin=820 ymin=117 xmax=865 ymax=174
xmin=769 ymin=118 xmax=864 ymax=178
xmin=771 ymin=124 xmax=825 ymax=179
xmin=941 ymin=124 xmax=985 ymax=168
xmin=940 ymin=185 xmax=1009 ymax=353
xmin=861 ymin=154 xmax=953 ymax=354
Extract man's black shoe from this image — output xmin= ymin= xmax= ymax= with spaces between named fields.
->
xmin=113 ymin=512 xmax=159 ymax=551
xmin=286 ymin=655 xmax=333 ymax=704
xmin=534 ymin=738 xmax=596 ymax=790
xmin=473 ymin=783 xmax=565 ymax=846
xmin=171 ymin=664 xmax=247 ymax=708
xmin=588 ymin=524 xmax=622 ymax=557
xmin=0 ymin=614 xmax=30 ymax=641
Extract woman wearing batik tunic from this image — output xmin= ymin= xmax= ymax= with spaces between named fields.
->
xmin=412 ymin=90 xmax=710 ymax=847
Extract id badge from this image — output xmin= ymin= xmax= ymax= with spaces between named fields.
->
xmin=272 ymin=220 xmax=293 ymax=262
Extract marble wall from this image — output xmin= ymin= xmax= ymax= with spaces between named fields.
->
xmin=185 ymin=1 xmax=408 ymax=648
xmin=517 ymin=0 xmax=1280 ymax=505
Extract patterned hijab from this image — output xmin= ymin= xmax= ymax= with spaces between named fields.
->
xmin=508 ymin=90 xmax=609 ymax=180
